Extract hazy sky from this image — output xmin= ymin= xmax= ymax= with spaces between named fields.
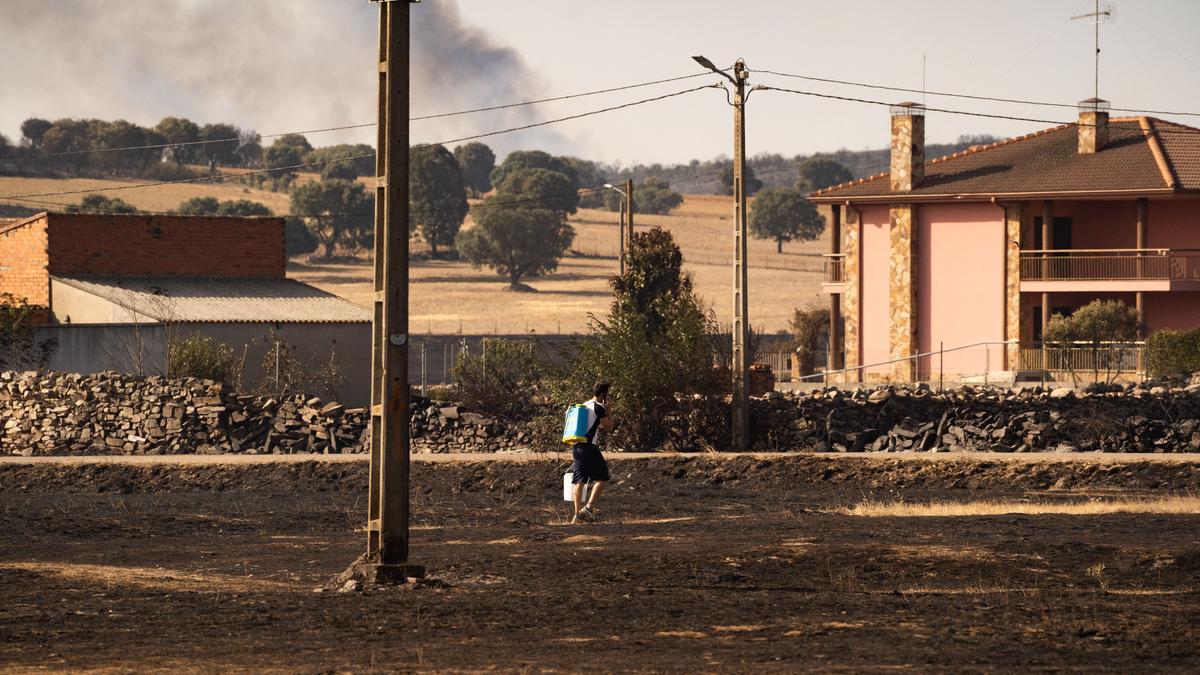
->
xmin=3 ymin=0 xmax=1199 ymax=165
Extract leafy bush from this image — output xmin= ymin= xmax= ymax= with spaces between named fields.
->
xmin=1145 ymin=328 xmax=1200 ymax=378
xmin=251 ymin=329 xmax=346 ymax=400
xmin=167 ymin=334 xmax=236 ymax=382
xmin=545 ymin=227 xmax=720 ymax=449
xmin=285 ymin=217 xmax=319 ymax=257
xmin=0 ymin=293 xmax=56 ymax=370
xmin=452 ymin=339 xmax=543 ymax=421
xmin=1042 ymin=299 xmax=1141 ymax=343
xmin=1042 ymin=300 xmax=1142 ymax=385
xmin=789 ymin=305 xmax=828 ymax=377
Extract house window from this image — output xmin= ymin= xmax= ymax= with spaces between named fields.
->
xmin=1032 ymin=217 xmax=1073 ymax=250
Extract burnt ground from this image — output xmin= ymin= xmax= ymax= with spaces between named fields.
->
xmin=1 ymin=455 xmax=1199 ymax=673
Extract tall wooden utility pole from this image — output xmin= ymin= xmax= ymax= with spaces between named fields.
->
xmin=730 ymin=60 xmax=750 ymax=452
xmin=365 ymin=0 xmax=422 ymax=583
xmin=692 ymin=55 xmax=751 ymax=451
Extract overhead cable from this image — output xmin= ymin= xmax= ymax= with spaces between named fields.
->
xmin=758 ymin=68 xmax=1200 ymax=119
xmin=757 ymin=84 xmax=1200 ymax=139
xmin=1 ymin=85 xmax=719 ymax=202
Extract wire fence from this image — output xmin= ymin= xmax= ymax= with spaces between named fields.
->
xmin=570 ymin=244 xmax=821 ymax=273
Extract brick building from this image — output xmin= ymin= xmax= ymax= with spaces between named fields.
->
xmin=0 ymin=212 xmax=370 ymax=403
xmin=811 ymin=100 xmax=1200 ymax=383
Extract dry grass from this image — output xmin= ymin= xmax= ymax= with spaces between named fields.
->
xmin=0 ymin=176 xmax=828 ymax=333
xmin=843 ymin=495 xmax=1200 ymax=517
xmin=293 ymin=195 xmax=827 ymax=334
xmin=0 ymin=175 xmax=293 ymax=214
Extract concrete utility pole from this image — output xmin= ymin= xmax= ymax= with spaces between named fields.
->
xmin=364 ymin=0 xmax=422 ymax=583
xmin=693 ymin=55 xmax=751 ymax=451
xmin=604 ymin=182 xmax=631 ymax=275
xmin=625 ymin=177 xmax=635 ymax=245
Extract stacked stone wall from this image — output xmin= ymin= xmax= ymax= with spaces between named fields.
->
xmin=5 ymin=372 xmax=1200 ymax=457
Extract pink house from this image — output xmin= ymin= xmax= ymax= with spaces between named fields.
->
xmin=809 ymin=99 xmax=1200 ymax=382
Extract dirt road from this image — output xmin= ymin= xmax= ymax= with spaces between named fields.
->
xmin=2 ymin=455 xmax=1198 ymax=672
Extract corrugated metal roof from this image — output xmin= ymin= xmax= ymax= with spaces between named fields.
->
xmin=810 ymin=117 xmax=1200 ymax=201
xmin=54 ymin=276 xmax=370 ymax=324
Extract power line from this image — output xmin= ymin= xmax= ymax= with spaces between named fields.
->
xmin=421 ymin=84 xmax=721 ymax=147
xmin=0 ymin=124 xmax=375 ymax=162
xmin=756 ymin=84 xmax=1200 ymax=139
xmin=758 ymin=68 xmax=1200 ymax=119
xmin=2 ymin=72 xmax=727 ymax=163
xmin=0 ymin=153 xmax=376 ymax=201
xmin=411 ymin=71 xmax=719 ymax=120
xmin=0 ymin=85 xmax=720 ymax=202
xmin=0 ymin=186 xmax=612 ymax=219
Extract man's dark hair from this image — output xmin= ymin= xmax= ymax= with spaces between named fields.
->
xmin=593 ymin=382 xmax=610 ymax=399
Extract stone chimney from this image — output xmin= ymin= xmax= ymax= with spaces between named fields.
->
xmin=889 ymin=102 xmax=925 ymax=192
xmin=1077 ymin=97 xmax=1110 ymax=154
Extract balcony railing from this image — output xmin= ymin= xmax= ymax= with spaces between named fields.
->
xmin=1018 ymin=342 xmax=1145 ymax=377
xmin=823 ymin=253 xmax=846 ymax=283
xmin=1019 ymin=248 xmax=1200 ymax=281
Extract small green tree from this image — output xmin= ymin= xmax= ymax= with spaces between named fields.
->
xmin=452 ymin=339 xmax=543 ymax=421
xmin=167 ymin=334 xmax=236 ymax=382
xmin=1042 ymin=299 xmax=1142 ymax=385
xmin=632 ymin=177 xmax=684 ymax=215
xmin=0 ymin=293 xmax=55 ymax=370
xmin=67 ymin=195 xmax=140 ymax=214
xmin=20 ymin=118 xmax=53 ymax=150
xmin=552 ymin=227 xmax=719 ymax=449
xmin=454 ymin=142 xmax=496 ymax=197
xmin=489 ymin=150 xmax=579 ymax=192
xmin=796 ymin=156 xmax=853 ymax=193
xmin=719 ymin=163 xmax=764 ymax=196
xmin=176 ymin=196 xmax=221 ymax=215
xmin=290 ymin=178 xmax=373 ymax=257
xmin=409 ymin=144 xmax=469 ymax=257
xmin=199 ymin=123 xmax=242 ymax=167
xmin=789 ymin=305 xmax=829 ymax=377
xmin=154 ymin=117 xmax=201 ymax=167
xmin=749 ymin=188 xmax=824 ymax=253
xmin=320 ymin=161 xmax=360 ymax=182
xmin=216 ymin=200 xmax=272 ymax=217
xmin=455 ymin=200 xmax=574 ymax=290
xmin=493 ymin=167 xmax=580 ymax=216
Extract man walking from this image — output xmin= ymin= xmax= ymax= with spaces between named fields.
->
xmin=571 ymin=382 xmax=614 ymax=524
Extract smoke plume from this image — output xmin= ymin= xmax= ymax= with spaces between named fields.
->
xmin=0 ymin=0 xmax=562 ymax=157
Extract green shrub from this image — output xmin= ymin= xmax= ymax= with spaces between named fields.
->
xmin=168 ymin=334 xmax=235 ymax=382
xmin=0 ymin=293 xmax=56 ymax=370
xmin=452 ymin=339 xmax=544 ymax=421
xmin=543 ymin=227 xmax=720 ymax=450
xmin=1146 ymin=328 xmax=1200 ymax=378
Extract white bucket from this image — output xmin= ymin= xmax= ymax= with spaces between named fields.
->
xmin=563 ymin=471 xmax=588 ymax=502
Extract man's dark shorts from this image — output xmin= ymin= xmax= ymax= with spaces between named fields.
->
xmin=571 ymin=443 xmax=610 ymax=484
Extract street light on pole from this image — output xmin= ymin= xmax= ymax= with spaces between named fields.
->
xmin=693 ymin=55 xmax=752 ymax=452
xmin=604 ymin=183 xmax=629 ymax=275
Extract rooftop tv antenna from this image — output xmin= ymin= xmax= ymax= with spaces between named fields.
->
xmin=1071 ymin=1 xmax=1114 ymax=102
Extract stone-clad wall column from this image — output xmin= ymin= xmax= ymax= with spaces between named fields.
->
xmin=889 ymin=204 xmax=917 ymax=382
xmin=1004 ymin=203 xmax=1023 ymax=371
xmin=841 ymin=206 xmax=861 ymax=383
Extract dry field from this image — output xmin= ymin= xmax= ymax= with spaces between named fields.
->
xmin=295 ymin=194 xmax=828 ymax=334
xmin=0 ymin=175 xmax=293 ymax=214
xmin=0 ymin=175 xmax=829 ymax=333
xmin=2 ymin=454 xmax=1199 ymax=672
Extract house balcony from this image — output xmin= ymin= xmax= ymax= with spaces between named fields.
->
xmin=822 ymin=253 xmax=846 ymax=293
xmin=1019 ymin=248 xmax=1200 ymax=292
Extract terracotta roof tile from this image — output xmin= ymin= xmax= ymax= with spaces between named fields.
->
xmin=810 ymin=118 xmax=1199 ymax=201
